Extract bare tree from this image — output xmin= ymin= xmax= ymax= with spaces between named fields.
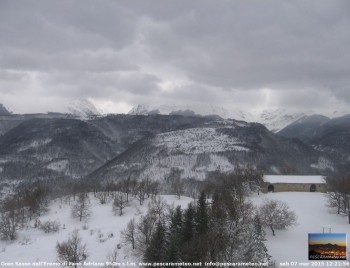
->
xmin=0 ymin=210 xmax=19 ymax=240
xmin=71 ymin=193 xmax=91 ymax=222
xmin=327 ymin=191 xmax=343 ymax=214
xmin=56 ymin=229 xmax=88 ymax=267
xmin=113 ymin=193 xmax=128 ymax=216
xmin=171 ymin=176 xmax=184 ymax=199
xmin=120 ymin=218 xmax=136 ymax=250
xmin=106 ymin=245 xmax=119 ymax=267
xmin=149 ymin=181 xmax=160 ymax=198
xmin=135 ymin=213 xmax=157 ymax=255
xmin=39 ymin=219 xmax=61 ymax=233
xmin=135 ymin=181 xmax=146 ymax=205
xmin=148 ymin=196 xmax=169 ymax=221
xmin=96 ymin=191 xmax=109 ymax=204
xmin=326 ymin=175 xmax=350 ymax=223
xmin=259 ymin=199 xmax=297 ymax=236
xmin=118 ymin=177 xmax=132 ymax=202
xmin=144 ymin=177 xmax=151 ymax=199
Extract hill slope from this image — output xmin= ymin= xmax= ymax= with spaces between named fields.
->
xmin=279 ymin=115 xmax=350 ymax=172
xmin=0 ymin=118 xmax=117 ymax=181
xmin=87 ymin=119 xmax=332 ymax=183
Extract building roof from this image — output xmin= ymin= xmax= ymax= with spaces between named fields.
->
xmin=264 ymin=175 xmax=326 ymax=184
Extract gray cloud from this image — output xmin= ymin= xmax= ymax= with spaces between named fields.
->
xmin=0 ymin=0 xmax=349 ymax=115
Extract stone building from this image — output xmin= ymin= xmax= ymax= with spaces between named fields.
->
xmin=262 ymin=175 xmax=327 ymax=193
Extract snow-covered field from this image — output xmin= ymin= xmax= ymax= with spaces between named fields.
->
xmin=1 ymin=191 xmax=349 ymax=267
xmin=252 ymin=192 xmax=350 ymax=265
xmin=0 ymin=195 xmax=192 ymax=267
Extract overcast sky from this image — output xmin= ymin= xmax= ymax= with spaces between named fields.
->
xmin=0 ymin=0 xmax=349 ymax=115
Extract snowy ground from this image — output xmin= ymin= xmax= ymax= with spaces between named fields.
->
xmin=251 ymin=192 xmax=350 ymax=266
xmin=0 ymin=195 xmax=192 ymax=267
xmin=0 ymin=192 xmax=349 ymax=268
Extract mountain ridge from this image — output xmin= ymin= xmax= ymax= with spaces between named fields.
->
xmin=128 ymin=104 xmax=312 ymax=132
xmin=85 ymin=118 xmax=332 ymax=184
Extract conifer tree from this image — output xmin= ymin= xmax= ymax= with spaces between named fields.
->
xmin=181 ymin=202 xmax=203 ymax=263
xmin=182 ymin=203 xmax=195 ymax=243
xmin=245 ymin=215 xmax=271 ymax=263
xmin=192 ymin=191 xmax=210 ymax=262
xmin=167 ymin=206 xmax=183 ymax=262
xmin=144 ymin=221 xmax=167 ymax=263
xmin=196 ymin=191 xmax=208 ymax=235
xmin=208 ymin=191 xmax=227 ymax=262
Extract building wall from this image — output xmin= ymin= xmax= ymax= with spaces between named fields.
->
xmin=262 ymin=182 xmax=327 ymax=193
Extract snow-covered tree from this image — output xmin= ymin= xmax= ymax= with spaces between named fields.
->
xmin=106 ymin=245 xmax=119 ymax=267
xmin=71 ymin=193 xmax=91 ymax=222
xmin=326 ymin=175 xmax=350 ymax=224
xmin=118 ymin=177 xmax=132 ymax=203
xmin=96 ymin=191 xmax=109 ymax=204
xmin=245 ymin=215 xmax=271 ymax=263
xmin=135 ymin=181 xmax=146 ymax=205
xmin=259 ymin=199 xmax=297 ymax=236
xmin=0 ymin=210 xmax=20 ymax=240
xmin=56 ymin=229 xmax=88 ymax=267
xmin=113 ymin=193 xmax=128 ymax=216
xmin=121 ymin=218 xmax=136 ymax=250
xmin=147 ymin=196 xmax=168 ymax=222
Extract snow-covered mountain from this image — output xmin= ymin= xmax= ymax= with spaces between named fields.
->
xmin=0 ymin=103 xmax=348 ymax=183
xmin=279 ymin=114 xmax=350 ymax=172
xmin=86 ymin=118 xmax=329 ymax=183
xmin=128 ymin=104 xmax=307 ymax=132
xmin=255 ymin=109 xmax=309 ymax=132
xmin=0 ymin=118 xmax=118 ymax=181
xmin=0 ymin=103 xmax=11 ymax=115
xmin=67 ymin=99 xmax=102 ymax=119
xmin=128 ymin=104 xmax=200 ymax=117
xmin=278 ymin=115 xmax=331 ymax=142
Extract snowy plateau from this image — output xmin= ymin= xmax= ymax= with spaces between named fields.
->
xmin=0 ymin=192 xmax=348 ymax=267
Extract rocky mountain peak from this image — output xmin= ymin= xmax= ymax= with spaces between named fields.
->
xmin=67 ymin=99 xmax=102 ymax=118
xmin=0 ymin=103 xmax=11 ymax=115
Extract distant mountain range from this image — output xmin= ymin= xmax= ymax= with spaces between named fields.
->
xmin=86 ymin=117 xmax=326 ymax=183
xmin=0 ymin=100 xmax=349 ymax=187
xmin=128 ymin=104 xmax=349 ymax=133
xmin=309 ymin=243 xmax=346 ymax=259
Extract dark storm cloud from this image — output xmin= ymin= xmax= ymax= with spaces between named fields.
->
xmin=0 ymin=0 xmax=349 ymax=114
xmin=1 ymin=49 xmax=137 ymax=72
xmin=140 ymin=0 xmax=350 ymax=90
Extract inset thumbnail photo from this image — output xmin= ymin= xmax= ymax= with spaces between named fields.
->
xmin=309 ymin=233 xmax=347 ymax=260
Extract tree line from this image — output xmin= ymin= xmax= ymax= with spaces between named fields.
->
xmin=0 ymin=169 xmax=298 ymax=267
xmin=121 ymin=169 xmax=296 ymax=267
xmin=326 ymin=175 xmax=350 ymax=224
